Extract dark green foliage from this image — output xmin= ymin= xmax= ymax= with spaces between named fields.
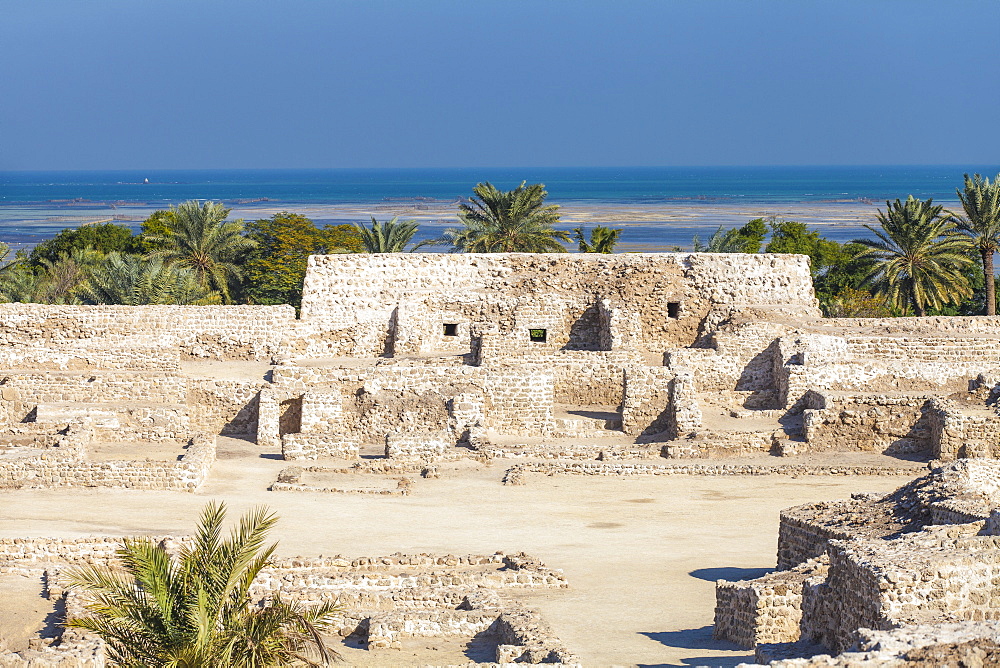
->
xmin=573 ymin=225 xmax=622 ymax=253
xmin=145 ymin=200 xmax=257 ymax=304
xmin=691 ymin=218 xmax=766 ymax=253
xmin=444 ymin=182 xmax=569 ymax=252
xmin=354 ymin=216 xmax=420 ymax=252
xmin=853 ymin=197 xmax=974 ymax=316
xmin=28 ymin=223 xmax=137 ymax=267
xmin=953 ymin=173 xmax=1000 ymax=315
xmin=765 ymin=220 xmax=843 ymax=275
xmin=66 ymin=502 xmax=341 ymax=667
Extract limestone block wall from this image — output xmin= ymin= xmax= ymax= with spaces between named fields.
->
xmin=846 ymin=335 xmax=1000 ymax=364
xmin=598 ymin=298 xmax=642 ymax=350
xmin=0 ymin=371 xmax=188 ymax=423
xmin=0 ymin=304 xmax=295 ymax=360
xmin=622 ymin=366 xmax=675 ymax=436
xmin=187 ymin=379 xmax=264 ymax=436
xmin=299 ymin=390 xmax=344 ymax=433
xmin=801 ymin=392 xmax=933 ymax=455
xmin=777 ymin=501 xmax=856 ymax=570
xmin=268 ymin=363 xmax=555 ymax=443
xmin=803 ymin=526 xmax=1000 ymax=653
xmin=391 ymin=299 xmax=478 ymax=357
xmin=0 ymin=345 xmax=180 ymax=371
xmin=0 ymin=431 xmax=216 ymax=491
xmin=779 ymin=360 xmax=973 ymax=411
xmin=928 ymin=399 xmax=1000 ymax=460
xmin=35 ymin=402 xmax=191 ymax=443
xmin=385 ymin=430 xmax=452 ymax=460
xmin=482 ymin=367 xmax=554 ymax=436
xmin=714 ymin=558 xmax=828 ymax=648
xmin=300 ymin=253 xmax=818 ymax=351
xmin=281 ymin=433 xmax=359 ymax=461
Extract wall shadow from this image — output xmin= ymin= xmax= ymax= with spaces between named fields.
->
xmin=689 ymin=566 xmax=773 ymax=582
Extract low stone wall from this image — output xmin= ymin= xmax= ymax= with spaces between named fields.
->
xmin=280 ymin=433 xmax=359 ymax=461
xmin=0 ymin=303 xmax=295 ymax=360
xmin=801 ymin=392 xmax=932 ymax=455
xmin=502 ymin=461 xmax=922 ymax=486
xmin=928 ymin=398 xmax=1000 ymax=460
xmin=385 ymin=430 xmax=452 ymax=460
xmin=714 ymin=558 xmax=828 ymax=648
xmin=0 ymin=430 xmax=215 ymax=491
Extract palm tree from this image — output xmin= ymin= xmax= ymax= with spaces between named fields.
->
xmin=443 ymin=181 xmax=569 ymax=252
xmin=83 ymin=252 xmax=220 ymax=305
xmin=692 ymin=226 xmax=747 ymax=253
xmin=953 ymin=173 xmax=1000 ymax=315
xmin=66 ymin=502 xmax=341 ymax=667
xmin=147 ymin=200 xmax=256 ymax=303
xmin=573 ymin=225 xmax=622 ymax=253
xmin=353 ymin=216 xmax=420 ymax=252
xmin=852 ymin=196 xmax=973 ymax=316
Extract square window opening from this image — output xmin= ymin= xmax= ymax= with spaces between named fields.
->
xmin=443 ymin=323 xmax=459 ymax=337
xmin=529 ymin=328 xmax=547 ymax=343
xmin=667 ymin=302 xmax=681 ymax=319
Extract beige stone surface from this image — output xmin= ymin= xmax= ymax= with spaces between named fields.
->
xmin=0 ymin=437 xmax=907 ymax=667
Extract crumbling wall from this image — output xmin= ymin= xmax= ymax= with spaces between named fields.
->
xmin=801 ymin=392 xmax=933 ymax=455
xmin=300 ymin=253 xmax=818 ymax=352
xmin=0 ymin=304 xmax=294 ymax=360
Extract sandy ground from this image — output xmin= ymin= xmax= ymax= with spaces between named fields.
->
xmin=0 ymin=437 xmax=910 ymax=667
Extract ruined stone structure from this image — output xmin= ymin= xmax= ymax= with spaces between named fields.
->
xmin=5 ymin=252 xmax=1000 ymax=663
xmin=715 ymin=459 xmax=1000 ymax=666
xmin=0 ymin=537 xmax=576 ymax=666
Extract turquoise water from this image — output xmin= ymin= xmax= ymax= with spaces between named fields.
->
xmin=2 ymin=166 xmax=996 ymax=250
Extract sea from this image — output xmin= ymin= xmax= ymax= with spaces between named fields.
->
xmin=2 ymin=166 xmax=997 ymax=252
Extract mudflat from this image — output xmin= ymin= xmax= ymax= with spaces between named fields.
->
xmin=0 ymin=437 xmax=908 ymax=667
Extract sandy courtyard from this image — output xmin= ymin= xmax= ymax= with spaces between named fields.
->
xmin=0 ymin=437 xmax=909 ymax=667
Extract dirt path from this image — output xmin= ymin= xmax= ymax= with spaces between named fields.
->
xmin=0 ymin=438 xmax=909 ymax=667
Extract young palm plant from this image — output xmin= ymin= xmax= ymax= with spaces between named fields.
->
xmin=353 ymin=216 xmax=420 ymax=252
xmin=83 ymin=252 xmax=220 ymax=305
xmin=853 ymin=196 xmax=973 ymax=316
xmin=66 ymin=502 xmax=341 ymax=667
xmin=953 ymin=173 xmax=1000 ymax=315
xmin=147 ymin=200 xmax=256 ymax=303
xmin=444 ymin=181 xmax=569 ymax=252
xmin=573 ymin=225 xmax=622 ymax=253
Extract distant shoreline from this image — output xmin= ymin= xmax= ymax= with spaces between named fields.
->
xmin=0 ymin=198 xmax=944 ymax=252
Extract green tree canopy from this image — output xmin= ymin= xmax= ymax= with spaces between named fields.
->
xmin=66 ymin=502 xmax=340 ymax=667
xmin=692 ymin=218 xmax=767 ymax=253
xmin=354 ymin=216 xmax=421 ymax=252
xmin=443 ymin=181 xmax=569 ymax=252
xmin=28 ymin=223 xmax=137 ymax=267
xmin=853 ymin=196 xmax=974 ymax=316
xmin=764 ymin=220 xmax=843 ymax=276
xmin=953 ymin=173 xmax=1000 ymax=315
xmin=244 ymin=212 xmax=362 ymax=307
xmin=146 ymin=200 xmax=256 ymax=304
xmin=573 ymin=225 xmax=622 ymax=253
xmin=83 ymin=252 xmax=220 ymax=305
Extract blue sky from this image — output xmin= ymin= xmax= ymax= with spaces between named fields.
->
xmin=2 ymin=0 xmax=998 ymax=170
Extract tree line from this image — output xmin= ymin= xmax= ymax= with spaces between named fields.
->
xmin=690 ymin=173 xmax=1000 ymax=317
xmin=0 ymin=174 xmax=997 ymax=316
xmin=0 ymin=181 xmax=619 ymax=309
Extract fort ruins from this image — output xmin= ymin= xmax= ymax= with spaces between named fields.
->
xmin=4 ymin=252 xmax=1000 ymax=665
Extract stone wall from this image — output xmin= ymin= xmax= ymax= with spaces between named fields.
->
xmin=928 ymin=399 xmax=1000 ymax=460
xmin=801 ymin=392 xmax=933 ymax=455
xmin=0 ymin=303 xmax=295 ymax=360
xmin=300 ymin=253 xmax=818 ymax=352
xmin=621 ymin=366 xmax=675 ymax=436
xmin=0 ymin=429 xmax=215 ymax=491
